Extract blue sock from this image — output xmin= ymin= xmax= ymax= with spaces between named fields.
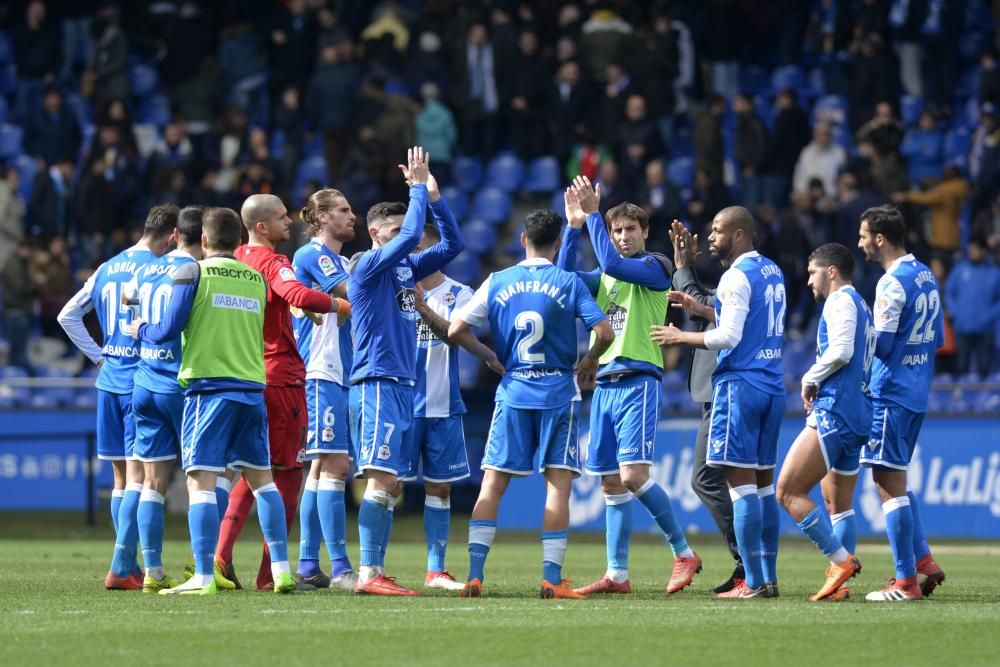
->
xmin=424 ymin=496 xmax=450 ymax=573
xmin=635 ymin=480 xmax=690 ymax=556
xmin=189 ymin=491 xmax=219 ymax=576
xmin=137 ymin=489 xmax=166 ymax=571
xmin=907 ymin=491 xmax=931 ymax=560
xmin=604 ymin=493 xmax=633 ymax=572
xmin=381 ymin=508 xmax=394 ymax=567
xmin=254 ymin=484 xmax=290 ymax=565
xmin=797 ymin=506 xmax=843 ymax=558
xmin=297 ymin=478 xmax=321 ymax=574
xmin=468 ymin=519 xmax=497 ymax=582
xmin=111 ymin=489 xmax=124 ymax=533
xmin=831 ymin=509 xmax=857 ymax=554
xmin=884 ymin=496 xmax=916 ymax=579
xmin=215 ymin=477 xmax=232 ymax=523
xmin=732 ymin=486 xmax=764 ymax=590
xmin=317 ymin=478 xmax=351 ymax=573
xmin=358 ymin=493 xmax=390 ymax=568
xmin=759 ymin=486 xmax=780 ymax=583
xmin=110 ymin=483 xmax=142 ymax=576
xmin=541 ymin=530 xmax=568 ymax=584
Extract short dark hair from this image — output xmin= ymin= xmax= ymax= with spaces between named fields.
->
xmin=606 ymin=202 xmax=649 ymax=231
xmin=523 ymin=208 xmax=563 ymax=248
xmin=808 ymin=243 xmax=855 ymax=278
xmin=177 ymin=206 xmax=204 ymax=246
xmin=861 ymin=204 xmax=906 ymax=247
xmin=202 ymin=207 xmax=243 ymax=251
xmin=143 ymin=203 xmax=179 ymax=239
xmin=367 ymin=201 xmax=407 ymax=226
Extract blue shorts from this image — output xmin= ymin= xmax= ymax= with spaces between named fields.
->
xmin=181 ymin=391 xmax=270 ymax=473
xmin=305 ymin=378 xmax=351 ymax=459
xmin=861 ymin=403 xmax=926 ymax=471
xmin=586 ymin=374 xmax=661 ymax=475
xmin=132 ymin=386 xmax=183 ymax=462
xmin=401 ymin=416 xmax=471 ymax=483
xmin=96 ymin=390 xmax=135 ymax=461
xmin=482 ymin=401 xmax=581 ymax=477
xmin=707 ymin=379 xmax=783 ymax=469
xmin=349 ymin=379 xmax=414 ymax=477
xmin=807 ymin=408 xmax=865 ymax=475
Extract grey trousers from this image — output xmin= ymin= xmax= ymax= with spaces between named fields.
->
xmin=691 ymin=401 xmax=741 ymax=563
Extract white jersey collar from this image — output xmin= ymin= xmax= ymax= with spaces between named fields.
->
xmin=518 ymin=257 xmax=553 ymax=267
xmin=887 ymin=253 xmax=916 ymax=274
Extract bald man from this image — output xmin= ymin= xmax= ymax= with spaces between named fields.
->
xmin=215 ymin=193 xmax=350 ymax=591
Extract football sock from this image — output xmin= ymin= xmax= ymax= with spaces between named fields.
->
xmin=468 ymin=519 xmax=497 ymax=582
xmin=298 ymin=477 xmax=321 ymax=571
xmin=634 ymin=480 xmax=693 ymax=557
xmin=217 ymin=476 xmax=254 ymax=564
xmin=731 ymin=484 xmax=764 ymax=590
xmin=253 ymin=483 xmax=290 ymax=578
xmin=110 ymin=482 xmax=142 ymax=576
xmin=831 ymin=509 xmax=857 ymax=554
xmin=758 ymin=485 xmax=780 ymax=582
xmin=256 ymin=468 xmax=302 ymax=586
xmin=137 ymin=488 xmax=165 ymax=575
xmin=318 ymin=478 xmax=351 ymax=574
xmin=797 ymin=506 xmax=848 ymax=564
xmin=884 ymin=496 xmax=916 ymax=579
xmin=907 ymin=490 xmax=931 ymax=560
xmin=110 ymin=488 xmax=124 ymax=533
xmin=604 ymin=492 xmax=633 ymax=577
xmin=215 ymin=476 xmax=232 ymax=522
xmin=358 ymin=489 xmax=392 ymax=572
xmin=381 ymin=500 xmax=395 ymax=566
xmin=541 ymin=530 xmax=568 ymax=584
xmin=189 ymin=490 xmax=219 ymax=579
xmin=424 ymin=495 xmax=450 ymax=572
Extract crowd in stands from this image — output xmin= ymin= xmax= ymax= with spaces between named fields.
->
xmin=1 ymin=0 xmax=999 ymax=396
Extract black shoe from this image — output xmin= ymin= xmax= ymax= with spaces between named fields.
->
xmin=222 ymin=561 xmax=242 ymax=590
xmin=295 ymin=570 xmax=331 ymax=589
xmin=762 ymin=582 xmax=779 ymax=598
xmin=713 ymin=564 xmax=745 ymax=594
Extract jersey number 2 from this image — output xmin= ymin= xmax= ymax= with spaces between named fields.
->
xmin=515 ymin=311 xmax=545 ymax=364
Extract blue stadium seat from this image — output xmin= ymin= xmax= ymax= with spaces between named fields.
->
xmin=0 ymin=64 xmax=15 ymax=96
xmin=813 ymin=95 xmax=848 ymax=126
xmin=944 ymin=128 xmax=971 ymax=162
xmin=485 ymin=154 xmax=525 ymax=192
xmin=75 ymin=387 xmax=98 ymax=408
xmin=0 ymin=124 xmax=22 ymax=158
xmin=64 ymin=93 xmax=91 ymax=127
xmin=900 ymin=95 xmax=923 ymax=127
xmin=302 ymin=133 xmax=324 ymax=157
xmin=974 ymin=390 xmax=1000 ymax=414
xmin=129 ymin=63 xmax=159 ymax=98
xmin=666 ymin=156 xmax=694 ymax=189
xmin=754 ymin=95 xmax=775 ymax=130
xmin=139 ymin=94 xmax=171 ymax=127
xmin=0 ymin=32 xmax=11 ymax=64
xmin=771 ymin=65 xmax=806 ymax=96
xmin=740 ymin=66 xmax=770 ymax=97
xmin=471 ymin=187 xmax=511 ymax=225
xmin=524 ymin=156 xmax=561 ymax=193
xmin=832 ymin=123 xmax=853 ymax=151
xmin=549 ymin=189 xmax=566 ymax=218
xmin=14 ymin=154 xmax=37 ymax=202
xmin=440 ymin=186 xmax=468 ymax=221
xmin=269 ymin=129 xmax=285 ymax=160
xmin=443 ymin=251 xmax=481 ymax=286
xmin=452 ymin=156 xmax=483 ymax=192
xmin=296 ymin=156 xmax=328 ymax=185
xmin=461 ymin=219 xmax=497 ymax=255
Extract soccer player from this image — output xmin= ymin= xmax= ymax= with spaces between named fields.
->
xmin=449 ymin=208 xmax=615 ymax=600
xmin=292 ymin=187 xmax=359 ymax=589
xmin=58 ymin=204 xmax=178 ymax=590
xmin=651 ymin=206 xmax=786 ymax=599
xmin=128 ymin=206 xmax=206 ymax=593
xmin=556 ymin=177 xmax=702 ymax=595
xmin=857 ymin=205 xmax=947 ymax=602
xmin=216 ymin=193 xmax=348 ymax=591
xmin=774 ymin=243 xmax=872 ymax=601
xmin=132 ymin=207 xmax=296 ymax=595
xmin=348 ymin=146 xmax=463 ymax=596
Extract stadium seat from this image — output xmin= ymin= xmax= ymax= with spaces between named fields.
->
xmin=64 ymin=93 xmax=91 ymax=127
xmin=832 ymin=123 xmax=853 ymax=151
xmin=0 ymin=64 xmax=15 ymax=96
xmin=549 ymin=189 xmax=567 ymax=218
xmin=0 ymin=32 xmax=11 ymax=64
xmin=269 ymin=129 xmax=285 ymax=160
xmin=813 ymin=95 xmax=848 ymax=126
xmin=302 ymin=132 xmax=324 ymax=157
xmin=452 ymin=156 xmax=483 ymax=192
xmin=0 ymin=123 xmax=22 ymax=159
xmin=739 ymin=66 xmax=770 ymax=97
xmin=485 ymin=154 xmax=525 ymax=192
xmin=13 ymin=154 xmax=37 ymax=202
xmin=666 ymin=156 xmax=694 ymax=189
xmin=440 ymin=186 xmax=468 ymax=221
xmin=524 ymin=156 xmax=561 ymax=193
xmin=770 ymin=65 xmax=806 ymax=96
xmin=461 ymin=219 xmax=497 ymax=255
xmin=129 ymin=63 xmax=159 ymax=98
xmin=139 ymin=94 xmax=171 ymax=127
xmin=443 ymin=251 xmax=481 ymax=286
xmin=296 ymin=156 xmax=328 ymax=185
xmin=75 ymin=387 xmax=98 ymax=408
xmin=754 ymin=95 xmax=775 ymax=130
xmin=944 ymin=128 xmax=971 ymax=162
xmin=471 ymin=187 xmax=512 ymax=225
xmin=974 ymin=390 xmax=1000 ymax=414
xmin=900 ymin=95 xmax=923 ymax=127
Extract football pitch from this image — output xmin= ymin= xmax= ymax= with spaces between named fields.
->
xmin=1 ymin=513 xmax=998 ymax=667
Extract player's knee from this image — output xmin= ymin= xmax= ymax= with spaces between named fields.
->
xmin=600 ymin=476 xmax=627 ymax=496
xmin=424 ymin=481 xmax=450 ymax=498
xmin=619 ymin=466 xmax=649 ymax=493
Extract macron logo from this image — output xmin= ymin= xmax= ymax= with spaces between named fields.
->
xmin=212 ymin=293 xmax=261 ymax=313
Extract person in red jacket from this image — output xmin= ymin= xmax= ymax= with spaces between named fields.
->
xmin=215 ymin=193 xmax=350 ymax=590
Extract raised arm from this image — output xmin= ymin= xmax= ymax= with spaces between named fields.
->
xmin=557 ymin=186 xmax=601 ymax=293
xmin=57 ymin=274 xmax=103 ymax=365
xmin=133 ymin=262 xmax=199 ymax=344
xmin=266 ymin=254 xmax=339 ymax=313
xmin=411 ymin=190 xmax=465 ymax=281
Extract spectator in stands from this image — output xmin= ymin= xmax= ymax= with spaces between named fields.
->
xmin=24 ymin=87 xmax=82 ymax=168
xmin=856 ymin=101 xmax=904 ymax=158
xmin=946 ymin=236 xmax=1000 ymax=378
xmin=2 ymin=240 xmax=41 ymax=370
xmin=452 ymin=22 xmax=499 ymax=158
xmin=847 ymin=32 xmax=900 ymax=132
xmin=28 ymin=157 xmax=75 ymax=240
xmin=157 ymin=1 xmax=212 ymax=96
xmin=733 ymin=92 xmax=768 ymax=209
xmin=206 ymin=106 xmax=250 ymax=193
xmin=686 ymin=167 xmax=730 ymax=230
xmin=693 ymin=94 xmax=726 ymax=184
xmin=970 ymin=103 xmax=1000 ymax=214
xmin=146 ymin=120 xmax=194 ymax=191
xmin=980 ymin=49 xmax=1000 ymax=109
xmin=629 ymin=15 xmax=678 ymax=147
xmin=859 ymin=134 xmax=909 ymax=198
xmin=0 ymin=168 xmax=25 ymax=271
xmin=218 ymin=21 xmax=267 ymax=122
xmin=96 ymin=98 xmax=139 ymax=156
xmin=33 ymin=235 xmax=73 ymax=340
xmin=565 ymin=127 xmax=612 ymax=183
xmin=793 ymin=121 xmax=846 ymax=197
xmin=889 ymin=0 xmax=926 ymax=98
xmin=548 ymin=60 xmax=591 ymax=164
xmin=78 ymin=125 xmax=140 ymax=235
xmin=273 ymin=86 xmax=304 ymax=190
xmin=266 ymin=0 xmax=318 ymax=99
xmin=920 ymin=0 xmax=964 ymax=111
xmin=59 ymin=0 xmax=96 ymax=83
xmin=763 ymin=88 xmax=811 ymax=207
xmin=308 ymin=39 xmax=360 ymax=179
xmin=86 ymin=5 xmax=129 ymax=106
xmin=595 ymin=159 xmax=626 ymax=214
xmin=617 ymin=94 xmax=664 ymax=197
xmin=579 ymin=6 xmax=634 ymax=82
xmin=900 ymin=110 xmax=944 ymax=184
xmin=597 ymin=63 xmax=635 ymax=145
xmin=639 ymin=158 xmax=684 ymax=232
xmin=833 ymin=169 xmax=882 ymax=249
xmin=405 ymin=31 xmax=450 ymax=103
xmin=893 ymin=165 xmax=969 ymax=252
xmin=10 ymin=0 xmax=62 ymax=123
xmin=415 ymin=83 xmax=458 ymax=180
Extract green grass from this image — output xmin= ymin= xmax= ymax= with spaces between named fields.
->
xmin=1 ymin=513 xmax=998 ymax=666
